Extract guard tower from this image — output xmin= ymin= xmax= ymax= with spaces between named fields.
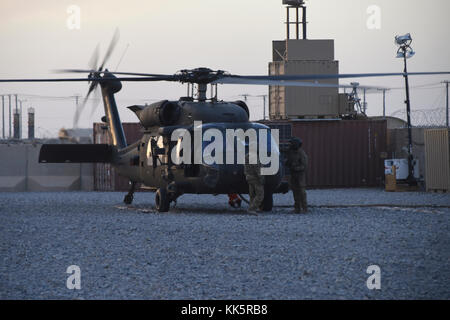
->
xmin=269 ymin=0 xmax=354 ymax=119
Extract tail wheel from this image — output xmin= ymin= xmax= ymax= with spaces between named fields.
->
xmin=155 ymin=188 xmax=170 ymax=212
xmin=124 ymin=194 xmax=133 ymax=205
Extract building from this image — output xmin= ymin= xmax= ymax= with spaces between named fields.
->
xmin=268 ymin=3 xmax=354 ymax=120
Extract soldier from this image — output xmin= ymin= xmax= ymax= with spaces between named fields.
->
xmin=285 ymin=137 xmax=308 ymax=213
xmin=244 ymin=143 xmax=264 ymax=214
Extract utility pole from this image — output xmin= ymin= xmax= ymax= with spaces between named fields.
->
xmin=257 ymin=94 xmax=268 ymax=120
xmin=378 ymin=89 xmax=389 ymax=118
xmin=239 ymin=94 xmax=250 ymax=102
xmin=15 ymin=95 xmax=19 ymax=139
xmin=19 ymin=100 xmax=22 ymax=139
xmin=262 ymin=95 xmax=267 ymax=120
xmin=444 ymin=81 xmax=449 ymax=128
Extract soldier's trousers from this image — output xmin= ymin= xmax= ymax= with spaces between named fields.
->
xmin=248 ymin=183 xmax=264 ymax=211
xmin=289 ymin=174 xmax=307 ymax=211
xmin=292 ymin=186 xmax=307 ymax=211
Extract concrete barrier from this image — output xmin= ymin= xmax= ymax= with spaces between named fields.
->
xmin=0 ymin=143 xmax=93 ymax=192
xmin=0 ymin=145 xmax=27 ymax=192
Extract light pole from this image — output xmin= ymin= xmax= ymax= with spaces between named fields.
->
xmin=395 ymin=33 xmax=416 ymax=185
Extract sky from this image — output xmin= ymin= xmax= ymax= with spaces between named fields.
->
xmin=0 ymin=0 xmax=449 ymax=138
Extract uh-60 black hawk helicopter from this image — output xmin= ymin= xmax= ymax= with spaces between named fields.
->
xmin=2 ymin=31 xmax=449 ymax=212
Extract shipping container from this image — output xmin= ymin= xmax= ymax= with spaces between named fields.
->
xmin=269 ymin=39 xmax=340 ymax=119
xmin=272 ymin=40 xmax=335 ymax=62
xmin=93 ymin=123 xmax=144 ymax=191
xmin=424 ymin=129 xmax=450 ymax=192
xmin=269 ymin=60 xmax=339 ymax=118
xmin=262 ymin=119 xmax=387 ymax=188
xmin=94 ymin=119 xmax=387 ymax=191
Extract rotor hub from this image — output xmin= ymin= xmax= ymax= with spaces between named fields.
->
xmin=176 ymin=68 xmax=228 ymax=84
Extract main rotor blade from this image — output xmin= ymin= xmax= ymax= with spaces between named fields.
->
xmin=54 ymin=69 xmax=98 ymax=74
xmin=89 ymin=84 xmax=102 ymax=117
xmin=99 ymin=28 xmax=120 ymax=71
xmin=213 ymin=78 xmax=386 ymax=90
xmin=55 ymin=69 xmax=174 ymax=78
xmin=0 ymin=78 xmax=103 ymax=83
xmin=88 ymin=44 xmax=100 ymax=70
xmin=221 ymin=71 xmax=450 ymax=82
xmin=0 ymin=76 xmax=177 ymax=83
xmin=73 ymin=82 xmax=98 ymax=128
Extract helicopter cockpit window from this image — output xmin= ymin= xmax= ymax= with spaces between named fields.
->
xmin=146 ymin=136 xmax=165 ymax=167
xmin=174 ymin=137 xmax=184 ymax=164
xmin=146 ymin=138 xmax=154 ymax=166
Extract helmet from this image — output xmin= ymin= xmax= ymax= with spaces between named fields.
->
xmin=290 ymin=137 xmax=302 ymax=149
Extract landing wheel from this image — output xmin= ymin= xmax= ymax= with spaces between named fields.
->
xmin=155 ymin=188 xmax=170 ymax=212
xmin=261 ymin=192 xmax=273 ymax=212
xmin=123 ymin=181 xmax=137 ymax=205
xmin=124 ymin=194 xmax=134 ymax=205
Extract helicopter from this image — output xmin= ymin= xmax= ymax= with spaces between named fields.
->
xmin=1 ymin=31 xmax=449 ymax=212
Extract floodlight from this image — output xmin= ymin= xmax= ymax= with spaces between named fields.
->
xmin=395 ymin=33 xmax=412 ymax=46
xmin=406 ymin=50 xmax=416 ymax=59
xmin=396 ymin=48 xmax=415 ymax=59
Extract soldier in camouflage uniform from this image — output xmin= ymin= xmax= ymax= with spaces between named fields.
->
xmin=285 ymin=137 xmax=308 ymax=213
xmin=244 ymin=144 xmax=265 ymax=214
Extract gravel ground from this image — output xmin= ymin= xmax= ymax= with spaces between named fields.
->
xmin=0 ymin=189 xmax=449 ymax=300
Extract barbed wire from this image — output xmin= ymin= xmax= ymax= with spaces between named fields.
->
xmin=390 ymin=107 xmax=448 ymax=127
